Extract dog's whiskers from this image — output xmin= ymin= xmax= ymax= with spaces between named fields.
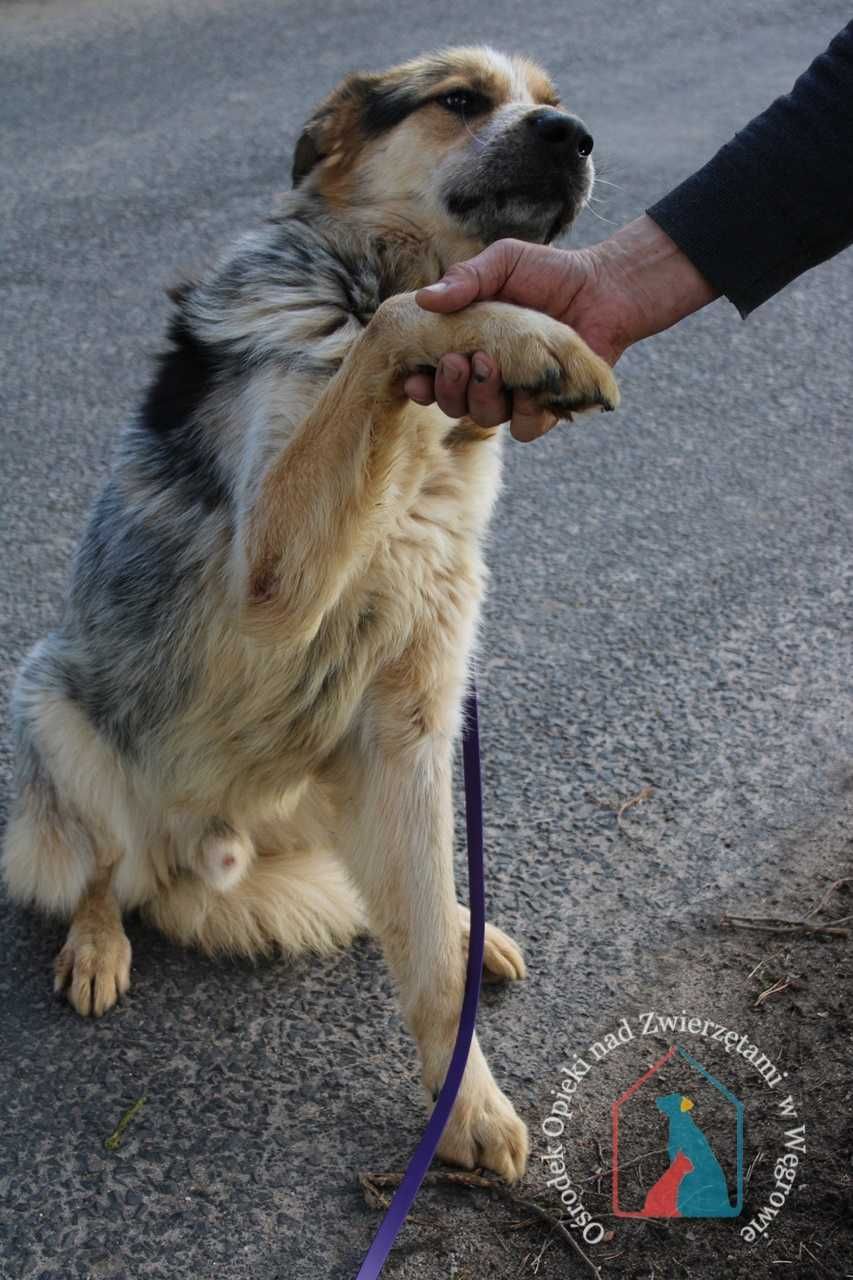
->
xmin=584 ymin=203 xmax=619 ymax=226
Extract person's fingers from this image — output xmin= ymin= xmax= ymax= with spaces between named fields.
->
xmin=404 ymin=372 xmax=436 ymax=404
xmin=415 ymin=239 xmax=527 ymax=312
xmin=407 ymin=358 xmax=558 ymax=439
xmin=466 ymin=353 xmax=511 ymax=428
xmin=433 ymin=354 xmax=473 ymax=419
xmin=509 ymin=391 xmax=559 ymax=443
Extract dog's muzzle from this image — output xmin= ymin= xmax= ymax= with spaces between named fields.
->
xmin=442 ymin=106 xmax=595 ymax=243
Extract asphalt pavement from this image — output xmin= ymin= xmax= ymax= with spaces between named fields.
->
xmin=1 ymin=2 xmax=852 ymax=1278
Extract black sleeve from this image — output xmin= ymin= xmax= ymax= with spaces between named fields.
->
xmin=646 ymin=21 xmax=853 ymax=317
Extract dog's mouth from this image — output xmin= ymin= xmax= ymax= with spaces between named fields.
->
xmin=445 ymin=176 xmax=589 ymax=244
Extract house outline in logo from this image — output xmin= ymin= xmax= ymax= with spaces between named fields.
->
xmin=611 ymin=1044 xmax=744 ymax=1219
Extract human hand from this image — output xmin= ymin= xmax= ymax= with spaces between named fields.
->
xmin=405 ymin=217 xmax=718 ymax=441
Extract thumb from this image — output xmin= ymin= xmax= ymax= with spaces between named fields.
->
xmin=414 ymin=239 xmax=527 ymax=313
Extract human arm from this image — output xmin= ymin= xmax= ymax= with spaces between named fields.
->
xmin=647 ymin=19 xmax=853 ymax=319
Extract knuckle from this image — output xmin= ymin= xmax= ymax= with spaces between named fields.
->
xmin=447 ymin=261 xmax=478 ymax=286
xmin=494 ymin=237 xmax=523 ymax=260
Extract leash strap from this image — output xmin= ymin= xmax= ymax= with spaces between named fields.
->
xmin=355 ymin=685 xmax=485 ymax=1278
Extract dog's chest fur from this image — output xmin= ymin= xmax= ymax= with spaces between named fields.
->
xmin=94 ymin=201 xmax=504 ymax=804
xmin=172 ymin=404 xmax=503 ymax=806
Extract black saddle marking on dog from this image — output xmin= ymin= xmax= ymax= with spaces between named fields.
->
xmin=139 ymin=310 xmax=229 ymax=512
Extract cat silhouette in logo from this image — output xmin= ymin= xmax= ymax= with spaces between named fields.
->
xmin=641 ymin=1149 xmax=693 ymax=1217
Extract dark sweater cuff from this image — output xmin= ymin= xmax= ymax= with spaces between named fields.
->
xmin=646 ymin=165 xmax=810 ymax=321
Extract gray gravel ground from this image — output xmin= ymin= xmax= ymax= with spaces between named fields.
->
xmin=1 ymin=2 xmax=852 ymax=1278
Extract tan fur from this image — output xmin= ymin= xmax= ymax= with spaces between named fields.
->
xmin=53 ymin=871 xmax=131 ymax=1018
xmin=2 ymin=47 xmax=618 ymax=1183
xmin=301 ymin=46 xmax=565 ymax=247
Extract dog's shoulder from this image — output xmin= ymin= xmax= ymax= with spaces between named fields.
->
xmin=116 ymin=197 xmax=395 ymax=515
xmin=177 ymin=195 xmax=389 ymax=369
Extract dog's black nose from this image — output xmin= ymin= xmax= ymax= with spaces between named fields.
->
xmin=527 ymin=109 xmax=593 ymax=157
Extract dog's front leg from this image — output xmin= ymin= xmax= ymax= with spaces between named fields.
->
xmin=333 ymin=724 xmax=529 ymax=1183
xmin=240 ymin=291 xmax=617 ymax=641
xmin=239 ymin=313 xmax=432 ymax=642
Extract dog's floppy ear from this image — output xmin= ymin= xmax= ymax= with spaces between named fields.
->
xmin=292 ymin=128 xmax=323 ymax=186
xmin=291 ymin=72 xmax=381 ymax=188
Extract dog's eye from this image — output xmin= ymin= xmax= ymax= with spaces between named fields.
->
xmin=437 ymin=90 xmax=487 ymax=116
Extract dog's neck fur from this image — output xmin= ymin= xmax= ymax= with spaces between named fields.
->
xmin=175 ymin=189 xmax=485 ymax=384
xmin=278 ymin=188 xmax=484 ymax=301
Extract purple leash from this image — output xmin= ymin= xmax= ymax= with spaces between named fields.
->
xmin=355 ymin=685 xmax=485 ymax=1279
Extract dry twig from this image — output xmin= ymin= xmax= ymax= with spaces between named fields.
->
xmin=104 ymin=1096 xmax=146 ymax=1151
xmin=804 ymin=877 xmax=853 ymax=921
xmin=755 ymin=975 xmax=801 ymax=1007
xmin=580 ymin=1146 xmax=667 ymax=1184
xmin=745 ymin=1149 xmax=765 ymax=1186
xmin=721 ymin=913 xmax=848 ymax=939
xmin=617 ymin=786 xmax=654 ymax=829
xmin=722 ymin=877 xmax=852 ymax=939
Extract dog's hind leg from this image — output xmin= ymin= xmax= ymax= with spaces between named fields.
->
xmin=53 ymin=868 xmax=131 ymax=1017
xmin=4 ymin=757 xmax=132 ymax=1018
xmin=2 ymin=642 xmax=133 ymax=1016
xmin=145 ymin=844 xmax=366 ymax=958
xmin=144 ymin=784 xmax=367 ymax=958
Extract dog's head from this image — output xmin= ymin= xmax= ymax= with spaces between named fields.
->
xmin=292 ymin=46 xmax=594 ymax=248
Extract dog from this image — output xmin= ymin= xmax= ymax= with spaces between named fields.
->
xmin=1 ymin=46 xmax=618 ymax=1182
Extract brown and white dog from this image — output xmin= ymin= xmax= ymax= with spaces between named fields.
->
xmin=2 ymin=46 xmax=618 ymax=1181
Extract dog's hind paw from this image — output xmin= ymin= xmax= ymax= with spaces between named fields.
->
xmin=459 ymin=906 xmax=527 ymax=982
xmin=482 ymin=921 xmax=527 ymax=983
xmin=54 ymin=923 xmax=132 ymax=1017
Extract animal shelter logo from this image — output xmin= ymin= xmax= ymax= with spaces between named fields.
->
xmin=611 ymin=1045 xmax=742 ymax=1218
xmin=539 ymin=1010 xmax=806 ymax=1263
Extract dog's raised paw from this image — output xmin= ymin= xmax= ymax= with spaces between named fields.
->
xmin=449 ymin=303 xmax=620 ymax=422
xmin=508 ymin=338 xmax=619 ymax=421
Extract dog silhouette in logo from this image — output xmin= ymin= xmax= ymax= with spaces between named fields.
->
xmin=644 ymin=1093 xmax=734 ymax=1217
